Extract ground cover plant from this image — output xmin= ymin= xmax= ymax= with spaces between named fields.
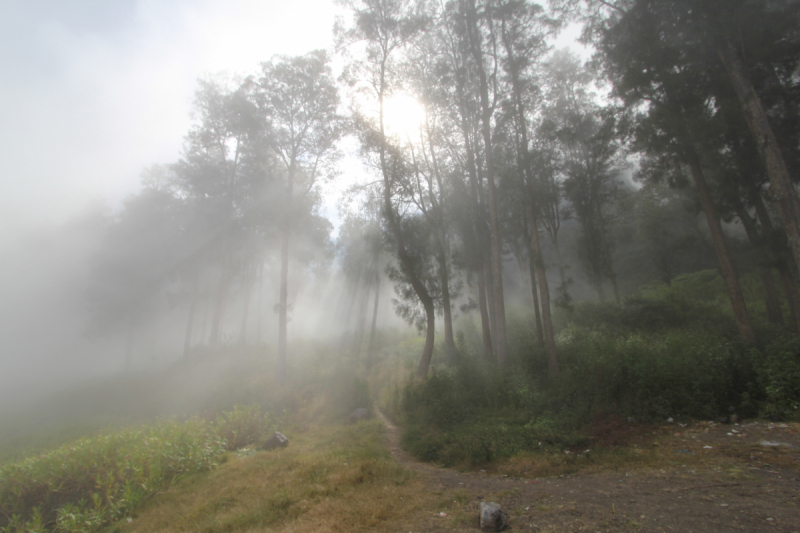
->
xmin=396 ymin=286 xmax=800 ymax=468
xmin=0 ymin=405 xmax=272 ymax=533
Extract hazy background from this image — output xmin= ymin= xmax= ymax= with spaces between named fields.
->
xmin=0 ymin=0 xmax=588 ymax=414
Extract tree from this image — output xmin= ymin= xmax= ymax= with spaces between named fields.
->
xmin=463 ymin=0 xmax=510 ymax=364
xmin=172 ymin=76 xmax=267 ymax=348
xmin=337 ymin=0 xmax=438 ymax=377
xmin=599 ymin=8 xmax=757 ymax=343
xmin=86 ymin=176 xmax=184 ymax=370
xmin=496 ymin=0 xmax=560 ymax=372
xmin=256 ymin=50 xmax=342 ymax=379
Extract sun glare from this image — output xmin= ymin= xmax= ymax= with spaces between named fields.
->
xmin=383 ymin=94 xmax=426 ymax=141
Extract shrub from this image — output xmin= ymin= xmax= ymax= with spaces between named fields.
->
xmin=752 ymin=335 xmax=800 ymax=420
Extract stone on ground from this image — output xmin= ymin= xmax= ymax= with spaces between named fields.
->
xmin=479 ymin=501 xmax=508 ymax=531
xmin=261 ymin=431 xmax=289 ymax=450
xmin=348 ymin=407 xmax=370 ymax=424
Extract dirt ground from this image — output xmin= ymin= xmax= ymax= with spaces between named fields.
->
xmin=376 ymin=411 xmax=800 ymax=533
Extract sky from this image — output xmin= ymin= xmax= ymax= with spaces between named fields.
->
xmin=0 ymin=1 xmax=586 ymax=407
xmin=0 ymin=0 xmax=585 ymax=246
xmin=0 ymin=0 xmax=340 ymax=244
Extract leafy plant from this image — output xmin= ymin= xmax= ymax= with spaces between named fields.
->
xmin=0 ymin=405 xmax=272 ymax=533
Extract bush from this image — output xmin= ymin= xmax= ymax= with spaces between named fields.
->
xmin=399 ymin=294 xmax=774 ymax=466
xmin=752 ymin=335 xmax=800 ymax=420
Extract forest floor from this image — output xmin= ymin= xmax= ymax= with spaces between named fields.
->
xmin=114 ymin=411 xmax=799 ymax=533
xmin=377 ymin=410 xmax=800 ymax=533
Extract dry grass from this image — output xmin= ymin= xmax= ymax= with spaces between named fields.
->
xmin=479 ymin=421 xmax=800 ymax=480
xmin=112 ymin=420 xmax=441 ymax=533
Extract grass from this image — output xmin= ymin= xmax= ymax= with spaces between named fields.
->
xmin=111 ymin=420 xmax=439 ymax=533
xmin=0 ymin=405 xmax=271 ymax=533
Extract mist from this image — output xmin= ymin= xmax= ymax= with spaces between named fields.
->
xmin=1 ymin=0 xmax=798 ymax=439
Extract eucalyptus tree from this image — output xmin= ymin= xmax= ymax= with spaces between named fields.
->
xmin=541 ymin=51 xmax=626 ymax=304
xmin=597 ymin=8 xmax=757 ymax=343
xmin=565 ymin=0 xmax=800 ymax=341
xmin=394 ymin=25 xmax=464 ymax=357
xmin=86 ymin=175 xmax=185 ymax=370
xmin=461 ymin=0 xmax=511 ymax=364
xmin=437 ymin=0 xmax=495 ymax=360
xmin=173 ymin=76 xmax=267 ymax=348
xmin=255 ymin=50 xmax=342 ymax=379
xmin=336 ymin=0 xmax=439 ymax=377
xmin=496 ymin=0 xmax=560 ymax=373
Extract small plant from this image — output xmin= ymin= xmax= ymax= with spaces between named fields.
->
xmin=0 ymin=405 xmax=273 ymax=533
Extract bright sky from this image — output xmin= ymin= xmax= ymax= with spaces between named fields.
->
xmin=0 ymin=0 xmax=339 ymax=242
xmin=0 ymin=1 xmax=586 ymax=244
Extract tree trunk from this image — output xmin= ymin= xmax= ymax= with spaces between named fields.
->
xmin=239 ymin=264 xmax=254 ymax=345
xmin=438 ymin=248 xmax=456 ymax=356
xmin=277 ymin=219 xmax=290 ymax=378
xmin=687 ymin=150 xmax=756 ymax=344
xmin=377 ymin=56 xmax=435 ymax=377
xmin=200 ymin=294 xmax=209 ymax=345
xmin=484 ymin=257 xmax=498 ymax=341
xmin=718 ymin=37 xmax=800 ymax=276
xmin=530 ymin=210 xmax=559 ymax=375
xmin=467 ymin=0 xmax=507 ymax=364
xmin=524 ymin=238 xmax=544 ymax=348
xmin=209 ymin=269 xmax=229 ymax=347
xmin=367 ymin=266 xmax=381 ymax=358
xmin=256 ymin=261 xmax=263 ymax=345
xmin=778 ymin=267 xmax=800 ymax=333
xmin=477 ymin=260 xmax=494 ymax=360
xmin=183 ymin=276 xmax=199 ymax=357
xmin=733 ymin=201 xmax=784 ymax=326
xmin=753 ymin=194 xmax=800 ymax=332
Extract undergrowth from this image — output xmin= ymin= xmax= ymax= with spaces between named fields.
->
xmin=398 ymin=289 xmax=800 ymax=467
xmin=0 ymin=405 xmax=273 ymax=533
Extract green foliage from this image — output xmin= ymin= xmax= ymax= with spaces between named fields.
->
xmin=0 ymin=405 xmax=273 ymax=533
xmin=401 ymin=288 xmax=800 ymax=466
xmin=751 ymin=336 xmax=800 ymax=420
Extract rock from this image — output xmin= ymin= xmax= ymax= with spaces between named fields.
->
xmin=760 ymin=440 xmax=796 ymax=449
xmin=667 ymin=417 xmax=674 ymax=423
xmin=261 ymin=431 xmax=289 ymax=451
xmin=479 ymin=501 xmax=509 ymax=531
xmin=348 ymin=407 xmax=370 ymax=424
xmin=729 ymin=413 xmax=739 ymax=423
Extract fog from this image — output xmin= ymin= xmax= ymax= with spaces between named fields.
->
xmin=2 ymin=0 xmax=789 ymax=428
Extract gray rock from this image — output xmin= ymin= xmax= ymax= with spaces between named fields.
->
xmin=760 ymin=440 xmax=796 ymax=449
xmin=261 ymin=431 xmax=289 ymax=450
xmin=348 ymin=407 xmax=370 ymax=424
xmin=479 ymin=501 xmax=508 ymax=531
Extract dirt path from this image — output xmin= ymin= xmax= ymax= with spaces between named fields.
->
xmin=375 ymin=410 xmax=800 ymax=532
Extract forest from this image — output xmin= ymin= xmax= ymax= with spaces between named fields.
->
xmin=77 ymin=0 xmax=800 ymax=383
xmin=1 ymin=0 xmax=800 ymax=531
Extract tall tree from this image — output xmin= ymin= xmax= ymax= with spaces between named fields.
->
xmin=173 ymin=76 xmax=266 ymax=348
xmin=462 ymin=0 xmax=510 ymax=364
xmin=256 ymin=50 xmax=342 ymax=379
xmin=599 ymin=7 xmax=757 ymax=343
xmin=496 ymin=0 xmax=559 ymax=373
xmin=337 ymin=0 xmax=437 ymax=377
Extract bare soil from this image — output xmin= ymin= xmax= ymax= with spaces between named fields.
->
xmin=376 ymin=411 xmax=800 ymax=533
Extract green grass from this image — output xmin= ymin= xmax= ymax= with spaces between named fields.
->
xmin=0 ymin=405 xmax=272 ymax=533
xmin=113 ymin=420 xmax=424 ymax=533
